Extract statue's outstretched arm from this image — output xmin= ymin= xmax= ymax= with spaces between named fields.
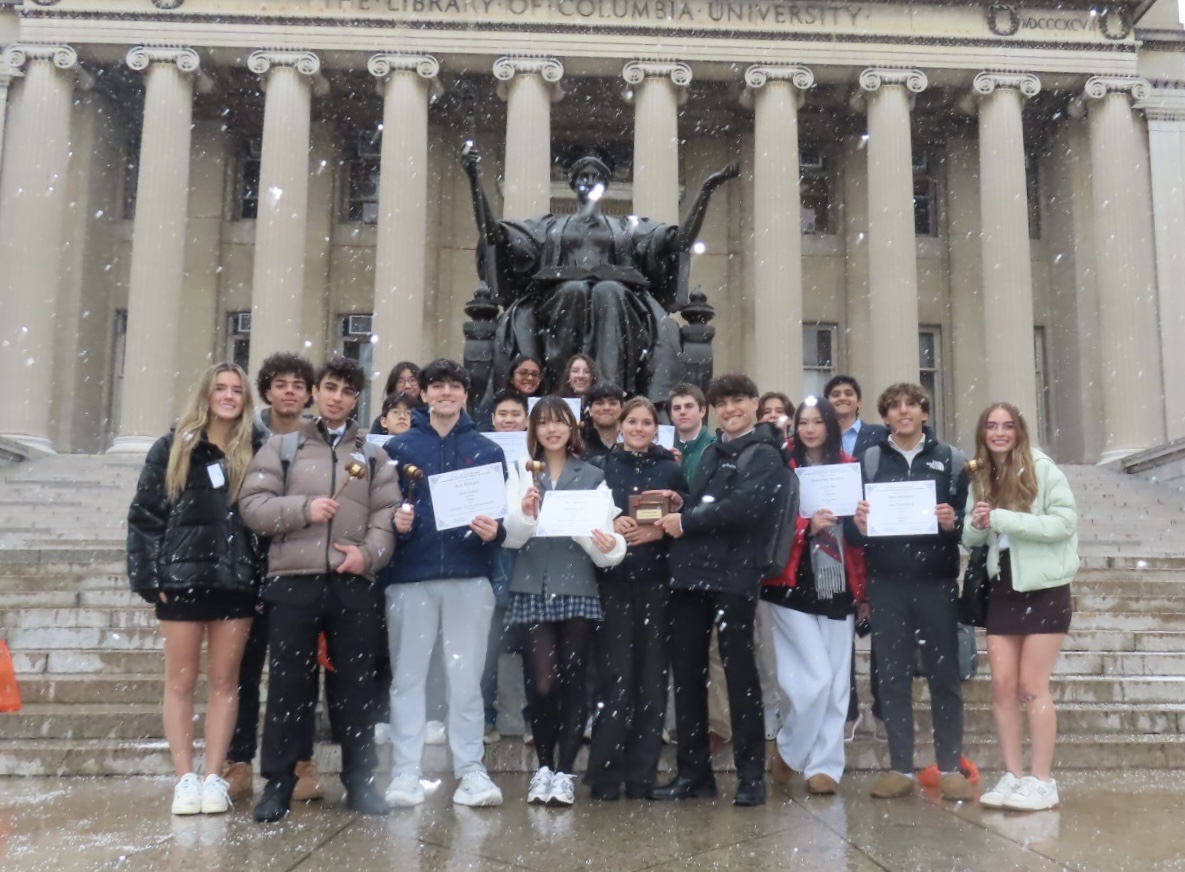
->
xmin=675 ymin=162 xmax=740 ymax=250
xmin=461 ymin=144 xmax=505 ymax=247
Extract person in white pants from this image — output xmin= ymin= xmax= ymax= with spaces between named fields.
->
xmin=761 ymin=397 xmax=868 ymax=795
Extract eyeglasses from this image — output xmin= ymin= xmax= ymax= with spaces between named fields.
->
xmin=515 ymin=370 xmax=542 ymax=381
xmin=396 ymin=377 xmax=419 ymax=388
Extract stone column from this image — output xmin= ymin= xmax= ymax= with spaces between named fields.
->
xmin=623 ymin=60 xmax=691 ymax=223
xmin=1085 ymin=76 xmax=1165 ymax=459
xmin=974 ymin=71 xmax=1040 ymax=423
xmin=109 ymin=47 xmax=203 ymax=453
xmin=246 ymin=50 xmax=324 ymax=379
xmin=0 ymin=54 xmax=20 ymax=177
xmin=494 ymin=56 xmax=563 ymax=218
xmin=1140 ymin=88 xmax=1185 ymax=441
xmin=368 ymin=54 xmax=441 ymax=372
xmin=743 ymin=64 xmax=813 ymax=400
xmin=857 ymin=68 xmax=927 ymax=387
xmin=0 ymin=45 xmax=79 ymax=452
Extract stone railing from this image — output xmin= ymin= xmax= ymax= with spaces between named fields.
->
xmin=1117 ymin=436 xmax=1185 ymax=488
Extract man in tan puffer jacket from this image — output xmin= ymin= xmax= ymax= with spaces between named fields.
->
xmin=240 ymin=356 xmax=398 ymax=823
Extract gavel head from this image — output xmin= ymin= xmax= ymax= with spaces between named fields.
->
xmin=344 ymin=460 xmax=367 ymax=481
xmin=526 ymin=459 xmax=545 ymax=484
xmin=966 ymin=458 xmax=982 ymax=474
xmin=403 ymin=464 xmax=425 ymax=483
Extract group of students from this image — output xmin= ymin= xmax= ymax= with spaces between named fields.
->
xmin=126 ymin=347 xmax=1077 ymax=822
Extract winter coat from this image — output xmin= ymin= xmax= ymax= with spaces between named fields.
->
xmin=126 ymin=432 xmax=262 ymax=603
xmin=379 ymin=408 xmax=508 ymax=586
xmin=239 ymin=419 xmax=398 ymax=580
xmin=593 ymin=444 xmax=686 ymax=584
xmin=503 ymin=456 xmax=627 ymax=597
xmin=668 ymin=422 xmax=788 ymax=598
xmin=846 ymin=428 xmax=969 ymax=582
xmin=761 ymin=453 xmax=867 ymax=608
xmin=962 ymin=448 xmax=1078 ymax=592
xmin=674 ymin=426 xmax=715 ymax=487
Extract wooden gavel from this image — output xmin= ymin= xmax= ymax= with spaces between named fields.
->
xmin=402 ymin=463 xmax=424 ymax=506
xmin=526 ymin=459 xmax=545 ymax=489
xmin=331 ymin=459 xmax=367 ymax=500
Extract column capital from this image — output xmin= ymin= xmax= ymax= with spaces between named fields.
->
xmin=741 ymin=64 xmax=813 ymax=110
xmin=248 ymin=49 xmax=328 ymax=95
xmin=973 ymin=70 xmax=1040 ymax=98
xmin=2 ymin=44 xmax=78 ymax=73
xmin=126 ymin=46 xmax=201 ymax=74
xmin=622 ymin=60 xmax=692 ymax=88
xmin=1084 ymin=75 xmax=1151 ymax=102
xmin=369 ymin=53 xmax=440 ymax=80
xmin=493 ymin=56 xmax=564 ymax=102
xmin=859 ymin=67 xmax=928 ymax=94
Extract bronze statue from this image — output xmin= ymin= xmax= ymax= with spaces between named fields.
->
xmin=461 ymin=145 xmax=738 ymax=402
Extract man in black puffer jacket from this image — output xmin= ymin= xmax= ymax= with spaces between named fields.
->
xmin=651 ymin=373 xmax=788 ymax=808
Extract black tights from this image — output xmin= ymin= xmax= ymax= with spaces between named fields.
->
xmin=528 ymin=618 xmax=594 ymax=774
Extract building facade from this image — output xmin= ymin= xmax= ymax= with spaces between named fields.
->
xmin=0 ymin=0 xmax=1183 ymax=461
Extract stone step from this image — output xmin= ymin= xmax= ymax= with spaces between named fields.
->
xmin=2 ymin=731 xmax=1184 ymax=777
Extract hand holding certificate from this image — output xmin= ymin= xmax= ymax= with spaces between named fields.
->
xmin=796 ymin=464 xmax=863 ymax=518
xmin=427 ymin=463 xmax=508 ymax=531
xmin=536 ymin=490 xmax=613 ymax=538
xmin=864 ymin=480 xmax=938 ymax=537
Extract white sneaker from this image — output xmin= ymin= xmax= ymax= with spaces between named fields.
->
xmin=171 ymin=773 xmax=203 ymax=815
xmin=843 ymin=711 xmax=863 ymax=743
xmin=384 ymin=773 xmax=426 ymax=807
xmin=527 ymin=766 xmax=553 ymax=805
xmin=1003 ymin=776 xmax=1059 ymax=811
xmin=548 ymin=771 xmax=575 ymax=807
xmin=425 ymin=720 xmax=447 ymax=745
xmin=374 ymin=722 xmax=392 ymax=745
xmin=199 ymin=774 xmax=231 ymax=814
xmin=453 ymin=770 xmax=504 ymax=807
xmin=764 ymin=707 xmax=784 ymax=741
xmin=979 ymin=772 xmax=1022 ymax=809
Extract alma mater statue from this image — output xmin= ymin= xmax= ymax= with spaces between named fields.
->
xmin=461 ymin=145 xmax=739 ymax=401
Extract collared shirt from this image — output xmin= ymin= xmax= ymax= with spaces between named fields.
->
xmin=841 ymin=418 xmax=863 ymax=456
xmin=888 ymin=433 xmax=925 ymax=470
xmin=327 ymin=427 xmax=346 ymax=447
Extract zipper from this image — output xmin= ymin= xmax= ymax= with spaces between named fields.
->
xmin=326 ymin=439 xmax=337 ymax=573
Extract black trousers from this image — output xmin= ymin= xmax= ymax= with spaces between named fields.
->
xmin=867 ymin=576 xmax=964 ymax=773
xmin=260 ymin=576 xmax=382 ymax=788
xmin=585 ymin=576 xmax=669 ymax=790
xmin=847 ymin=640 xmax=883 ymax=723
xmin=668 ymin=588 xmax=764 ymax=786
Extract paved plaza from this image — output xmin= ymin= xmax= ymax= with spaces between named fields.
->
xmin=0 ymin=770 xmax=1181 ymax=872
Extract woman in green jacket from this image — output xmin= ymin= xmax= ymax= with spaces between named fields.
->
xmin=963 ymin=402 xmax=1078 ymax=813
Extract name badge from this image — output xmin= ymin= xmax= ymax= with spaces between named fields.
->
xmin=207 ymin=463 xmax=226 ymax=488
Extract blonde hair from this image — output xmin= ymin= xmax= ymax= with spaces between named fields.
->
xmin=166 ymin=363 xmax=256 ymax=502
xmin=971 ymin=402 xmax=1037 ymax=512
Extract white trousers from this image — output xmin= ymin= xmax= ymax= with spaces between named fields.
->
xmin=769 ymin=605 xmax=854 ymax=782
xmin=386 ymin=578 xmax=494 ymax=779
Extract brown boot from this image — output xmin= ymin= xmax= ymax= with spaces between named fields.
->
xmin=939 ymin=771 xmax=975 ymax=802
xmin=806 ymin=774 xmax=838 ymax=795
xmin=292 ymin=759 xmax=325 ymax=802
xmin=221 ymin=761 xmax=254 ymax=802
xmin=771 ymin=751 xmax=795 ymax=788
xmin=870 ymin=771 xmax=915 ymax=799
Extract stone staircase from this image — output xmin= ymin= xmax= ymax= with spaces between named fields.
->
xmin=1 ymin=457 xmax=1184 ymax=775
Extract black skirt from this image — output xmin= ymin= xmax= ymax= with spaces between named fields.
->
xmin=986 ymin=551 xmax=1072 ymax=636
xmin=155 ymin=587 xmax=256 ymax=622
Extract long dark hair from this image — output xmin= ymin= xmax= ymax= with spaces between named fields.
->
xmin=527 ymin=395 xmax=584 ymax=459
xmin=789 ymin=396 xmax=843 ymax=467
xmin=506 ymin=355 xmax=544 ymax=397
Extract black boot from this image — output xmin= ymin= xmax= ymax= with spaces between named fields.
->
xmin=344 ymin=777 xmax=389 ymax=816
xmin=254 ymin=776 xmax=296 ymax=823
xmin=647 ymin=774 xmax=717 ymax=801
xmin=733 ymin=779 xmax=767 ymax=807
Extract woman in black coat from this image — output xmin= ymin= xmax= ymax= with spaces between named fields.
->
xmin=127 ymin=363 xmax=263 ymax=817
xmin=585 ymin=397 xmax=686 ymax=800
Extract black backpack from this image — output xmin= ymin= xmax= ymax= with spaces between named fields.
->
xmin=738 ymin=441 xmax=799 ymax=581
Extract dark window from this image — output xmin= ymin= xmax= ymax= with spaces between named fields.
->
xmin=237 ymin=139 xmax=261 ymax=220
xmin=913 ymin=151 xmax=937 ymax=236
xmin=343 ymin=129 xmax=383 ymax=224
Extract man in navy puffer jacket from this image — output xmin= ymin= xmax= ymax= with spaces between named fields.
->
xmin=380 ymin=359 xmax=508 ymax=809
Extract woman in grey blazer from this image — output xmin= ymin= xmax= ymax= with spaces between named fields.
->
xmin=504 ymin=396 xmax=625 ymax=807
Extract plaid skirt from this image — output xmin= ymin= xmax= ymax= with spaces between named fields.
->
xmin=507 ymin=592 xmax=603 ymax=624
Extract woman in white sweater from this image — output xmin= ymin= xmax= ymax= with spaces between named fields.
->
xmin=963 ymin=402 xmax=1078 ymax=812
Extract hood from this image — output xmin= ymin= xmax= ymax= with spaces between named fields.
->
xmin=408 ymin=406 xmax=477 ymax=439
xmin=712 ymin=420 xmax=785 ymax=457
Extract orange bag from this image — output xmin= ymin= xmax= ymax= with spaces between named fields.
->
xmin=0 ymin=640 xmax=22 ymax=713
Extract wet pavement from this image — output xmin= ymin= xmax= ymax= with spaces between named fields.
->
xmin=0 ymin=771 xmax=1181 ymax=871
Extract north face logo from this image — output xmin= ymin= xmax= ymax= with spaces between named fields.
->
xmin=927 ymin=460 xmax=945 ymax=473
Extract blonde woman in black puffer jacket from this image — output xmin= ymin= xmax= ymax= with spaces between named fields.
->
xmin=127 ymin=363 xmax=263 ymax=818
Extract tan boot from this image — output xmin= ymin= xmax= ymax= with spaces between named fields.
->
xmin=771 ymin=751 xmax=796 ymax=788
xmin=806 ymin=774 xmax=838 ymax=795
xmin=221 ymin=761 xmax=254 ymax=802
xmin=292 ymin=759 xmax=325 ymax=802
xmin=870 ymin=771 xmax=915 ymax=799
xmin=940 ymin=771 xmax=975 ymax=802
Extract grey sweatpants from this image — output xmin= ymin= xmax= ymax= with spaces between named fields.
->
xmin=867 ymin=576 xmax=964 ymax=773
